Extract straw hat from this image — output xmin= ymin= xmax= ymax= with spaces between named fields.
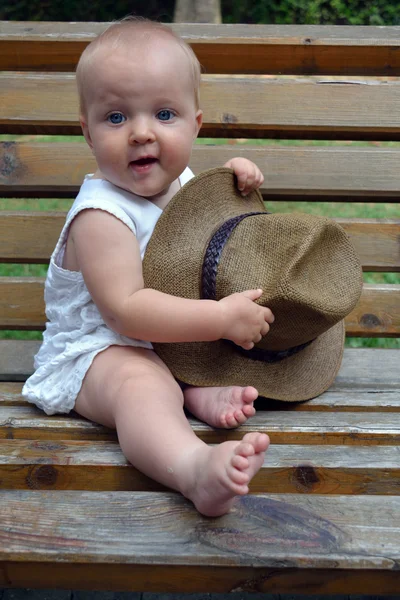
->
xmin=143 ymin=168 xmax=363 ymax=401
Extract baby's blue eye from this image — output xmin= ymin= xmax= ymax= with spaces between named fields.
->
xmin=157 ymin=110 xmax=174 ymax=121
xmin=107 ymin=113 xmax=126 ymax=125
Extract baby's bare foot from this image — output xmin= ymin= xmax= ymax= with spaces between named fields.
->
xmin=181 ymin=432 xmax=269 ymax=517
xmin=184 ymin=385 xmax=258 ymax=428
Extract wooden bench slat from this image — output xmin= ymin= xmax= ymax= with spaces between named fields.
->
xmin=1 ymin=343 xmax=398 ymax=390
xmin=1 ymin=22 xmax=399 ymax=76
xmin=1 ymin=492 xmax=399 ymax=580
xmin=1 ymin=211 xmax=399 ymax=272
xmin=1 ymin=439 xmax=399 ymax=495
xmin=2 ymin=380 xmax=399 ymax=412
xmin=1 ymin=278 xmax=398 ymax=336
xmin=1 ymin=405 xmax=399 ymax=445
xmin=0 ymin=340 xmax=40 ymax=381
xmin=2 ymin=73 xmax=400 ymax=140
xmin=1 ymin=380 xmax=397 ymax=414
xmin=2 ymin=562 xmax=400 ymax=596
xmin=345 ymin=284 xmax=400 ymax=337
xmin=2 ymin=143 xmax=400 ymax=204
xmin=0 ymin=211 xmax=64 ymax=263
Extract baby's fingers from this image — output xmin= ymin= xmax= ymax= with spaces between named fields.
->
xmin=264 ymin=307 xmax=275 ymax=323
xmin=241 ymin=288 xmax=263 ymax=301
xmin=261 ymin=321 xmax=271 ymax=337
xmin=236 ymin=170 xmax=249 ymax=194
xmin=240 ymin=172 xmax=257 ymax=196
xmin=240 ymin=340 xmax=255 ymax=350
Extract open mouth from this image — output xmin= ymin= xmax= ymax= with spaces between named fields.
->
xmin=131 ymin=157 xmax=158 ymax=166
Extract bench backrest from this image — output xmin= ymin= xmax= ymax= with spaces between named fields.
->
xmin=0 ymin=21 xmax=399 ymax=372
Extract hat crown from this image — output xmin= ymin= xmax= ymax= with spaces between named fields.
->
xmin=214 ymin=212 xmax=362 ymax=351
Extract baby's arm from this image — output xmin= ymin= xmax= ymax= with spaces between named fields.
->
xmin=223 ymin=157 xmax=264 ymax=196
xmin=69 ymin=209 xmax=273 ymax=349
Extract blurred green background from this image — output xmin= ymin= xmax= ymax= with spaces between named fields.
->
xmin=1 ymin=0 xmax=399 ymax=24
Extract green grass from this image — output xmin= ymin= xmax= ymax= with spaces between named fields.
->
xmin=1 ymin=136 xmax=399 ymax=347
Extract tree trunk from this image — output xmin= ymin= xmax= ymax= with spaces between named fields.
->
xmin=174 ymin=0 xmax=222 ymax=23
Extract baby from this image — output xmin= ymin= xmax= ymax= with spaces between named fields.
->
xmin=22 ymin=18 xmax=274 ymax=517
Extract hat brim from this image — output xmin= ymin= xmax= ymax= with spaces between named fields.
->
xmin=151 ymin=321 xmax=344 ymax=401
xmin=143 ymin=168 xmax=345 ymax=401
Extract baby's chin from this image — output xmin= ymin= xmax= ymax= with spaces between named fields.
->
xmin=107 ymin=178 xmax=169 ymax=200
xmin=137 ymin=180 xmax=181 ymax=208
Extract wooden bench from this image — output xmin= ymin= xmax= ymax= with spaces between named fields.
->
xmin=0 ymin=21 xmax=399 ymax=595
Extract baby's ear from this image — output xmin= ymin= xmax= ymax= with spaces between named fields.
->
xmin=194 ymin=110 xmax=203 ymax=139
xmin=80 ymin=115 xmax=94 ymax=151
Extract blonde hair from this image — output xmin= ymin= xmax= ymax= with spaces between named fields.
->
xmin=76 ymin=17 xmax=202 ymax=116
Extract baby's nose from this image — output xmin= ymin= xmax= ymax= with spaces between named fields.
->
xmin=129 ymin=119 xmax=155 ymax=144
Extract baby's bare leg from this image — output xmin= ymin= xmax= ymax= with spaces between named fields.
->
xmin=75 ymin=345 xmax=269 ymax=516
xmin=184 ymin=385 xmax=258 ymax=428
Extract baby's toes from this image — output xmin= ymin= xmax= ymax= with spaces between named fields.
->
xmin=231 ymin=454 xmax=249 ymax=471
xmin=232 ymin=409 xmax=249 ymax=425
xmin=242 ymin=386 xmax=258 ymax=404
xmin=224 ymin=412 xmax=241 ymax=428
xmin=228 ymin=463 xmax=250 ymax=486
xmin=234 ymin=441 xmax=256 ymax=459
xmin=242 ymin=404 xmax=256 ymax=418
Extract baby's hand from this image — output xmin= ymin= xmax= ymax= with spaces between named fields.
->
xmin=224 ymin=157 xmax=264 ymax=196
xmin=218 ymin=289 xmax=274 ymax=350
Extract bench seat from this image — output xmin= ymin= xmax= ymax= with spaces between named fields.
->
xmin=0 ymin=20 xmax=399 ymax=595
xmin=1 ymin=347 xmax=399 ymax=593
xmin=1 ymin=491 xmax=400 ymax=593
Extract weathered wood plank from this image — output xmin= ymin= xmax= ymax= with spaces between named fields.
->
xmin=0 ymin=340 xmax=40 ymax=381
xmin=1 ymin=405 xmax=399 ymax=445
xmin=2 ymin=143 xmax=400 ymax=205
xmin=335 ymin=219 xmax=400 ymax=272
xmin=1 ymin=278 xmax=398 ymax=336
xmin=0 ymin=211 xmax=63 ymax=263
xmin=331 ymin=348 xmax=400 ymax=391
xmin=2 ymin=561 xmax=399 ymax=595
xmin=0 ymin=492 xmax=399 ymax=589
xmin=346 ymin=284 xmax=400 ymax=337
xmin=1 ymin=439 xmax=399 ymax=495
xmin=0 ymin=343 xmax=398 ymax=391
xmin=2 ymin=381 xmax=399 ymax=412
xmin=1 ymin=210 xmax=399 ymax=272
xmin=0 ymin=277 xmax=45 ymax=329
xmin=2 ymin=73 xmax=400 ymax=140
xmin=1 ymin=22 xmax=399 ymax=76
xmin=0 ymin=405 xmax=117 ymax=441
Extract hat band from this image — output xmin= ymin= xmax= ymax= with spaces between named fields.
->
xmin=201 ymin=212 xmax=313 ymax=363
xmin=201 ymin=212 xmax=266 ymax=300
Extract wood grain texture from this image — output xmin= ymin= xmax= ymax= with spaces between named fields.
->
xmin=1 ymin=278 xmax=398 ymax=336
xmin=1 ymin=343 xmax=398 ymax=388
xmin=2 ymin=74 xmax=400 ymax=140
xmin=0 ymin=340 xmax=40 ymax=381
xmin=1 ymin=561 xmax=400 ymax=594
xmin=0 ymin=491 xmax=399 ymax=569
xmin=1 ymin=439 xmax=399 ymax=495
xmin=2 ymin=143 xmax=400 ymax=204
xmin=1 ymin=404 xmax=399 ymax=445
xmin=1 ymin=22 xmax=399 ymax=75
xmin=0 ymin=212 xmax=64 ymax=263
xmin=0 ymin=376 xmax=400 ymax=412
xmin=1 ymin=211 xmax=399 ymax=272
xmin=2 ymin=379 xmax=399 ymax=411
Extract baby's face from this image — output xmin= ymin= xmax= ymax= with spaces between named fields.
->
xmin=80 ymin=38 xmax=202 ymax=200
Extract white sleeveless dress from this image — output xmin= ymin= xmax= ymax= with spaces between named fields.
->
xmin=22 ymin=168 xmax=194 ymax=415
